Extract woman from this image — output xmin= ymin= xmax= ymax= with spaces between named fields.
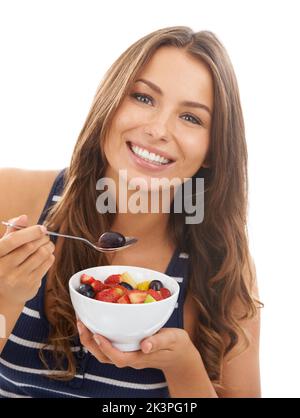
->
xmin=0 ymin=26 xmax=261 ymax=398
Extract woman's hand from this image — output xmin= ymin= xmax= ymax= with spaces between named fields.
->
xmin=77 ymin=320 xmax=198 ymax=373
xmin=0 ymin=214 xmax=55 ymax=305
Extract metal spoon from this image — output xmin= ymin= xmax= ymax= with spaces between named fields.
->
xmin=1 ymin=221 xmax=138 ymax=253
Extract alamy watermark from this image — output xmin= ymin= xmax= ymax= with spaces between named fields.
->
xmin=95 ymin=169 xmax=204 ymax=224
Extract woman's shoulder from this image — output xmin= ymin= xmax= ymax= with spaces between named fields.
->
xmin=0 ymin=167 xmax=61 ymax=237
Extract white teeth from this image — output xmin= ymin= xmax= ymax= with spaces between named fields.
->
xmin=130 ymin=144 xmax=171 ymax=165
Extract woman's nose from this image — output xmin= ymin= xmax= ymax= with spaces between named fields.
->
xmin=143 ymin=114 xmax=173 ymax=142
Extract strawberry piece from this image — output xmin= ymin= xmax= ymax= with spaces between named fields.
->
xmin=90 ymin=280 xmax=105 ymax=293
xmin=159 ymin=287 xmax=171 ymax=299
xmin=147 ymin=289 xmax=162 ymax=301
xmin=104 ymin=274 xmax=122 ymax=285
xmin=101 ymin=283 xmax=128 ymax=293
xmin=80 ymin=274 xmax=96 ymax=285
xmin=127 ymin=290 xmax=148 ymax=304
xmin=94 ymin=288 xmax=122 ymax=303
xmin=117 ymin=294 xmax=131 ymax=304
xmin=102 ymin=283 xmax=115 ymax=290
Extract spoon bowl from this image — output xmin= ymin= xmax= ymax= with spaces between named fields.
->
xmin=1 ymin=221 xmax=138 ymax=253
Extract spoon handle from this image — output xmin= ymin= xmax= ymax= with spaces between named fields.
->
xmin=1 ymin=221 xmax=137 ymax=252
xmin=1 ymin=221 xmax=91 ymax=246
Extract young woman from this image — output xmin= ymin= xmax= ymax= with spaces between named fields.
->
xmin=0 ymin=26 xmax=261 ymax=398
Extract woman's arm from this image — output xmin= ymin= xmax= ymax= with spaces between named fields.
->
xmin=163 ymin=308 xmax=260 ymax=398
xmin=164 ymin=257 xmax=261 ymax=398
xmin=0 ymin=297 xmax=25 ymax=355
xmin=0 ymin=168 xmax=59 ymax=355
xmin=162 ymin=344 xmax=218 ymax=397
xmin=218 ymin=310 xmax=261 ymax=397
xmin=217 ymin=258 xmax=261 ymax=398
xmin=0 ymin=169 xmax=26 ymax=354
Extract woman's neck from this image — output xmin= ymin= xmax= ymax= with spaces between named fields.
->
xmin=111 ymin=211 xmax=170 ymax=246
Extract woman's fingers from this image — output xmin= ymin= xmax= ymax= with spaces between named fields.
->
xmin=20 ymin=254 xmax=56 ymax=297
xmin=3 ymin=215 xmax=28 ymax=236
xmin=77 ymin=321 xmax=112 ymax=364
xmin=76 ymin=324 xmax=188 ymax=370
xmin=0 ymin=216 xmax=55 ymax=304
xmin=5 ymin=235 xmax=51 ymax=268
xmin=20 ymin=240 xmax=55 ymax=275
xmin=140 ymin=328 xmax=189 ymax=354
xmin=140 ymin=328 xmax=177 ymax=354
xmin=92 ymin=335 xmax=143 ymax=368
xmin=28 ymin=253 xmax=55 ymax=282
xmin=0 ymin=224 xmax=47 ymax=257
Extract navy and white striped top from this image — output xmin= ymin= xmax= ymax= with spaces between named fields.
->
xmin=0 ymin=169 xmax=190 ymax=398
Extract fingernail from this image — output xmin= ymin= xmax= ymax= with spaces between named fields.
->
xmin=93 ymin=335 xmax=101 ymax=346
xmin=8 ymin=218 xmax=18 ymax=227
xmin=40 ymin=225 xmax=47 ymax=234
xmin=143 ymin=342 xmax=152 ymax=353
xmin=77 ymin=321 xmax=83 ymax=335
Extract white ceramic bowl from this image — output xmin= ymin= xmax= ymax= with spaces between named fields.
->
xmin=69 ymin=265 xmax=180 ymax=351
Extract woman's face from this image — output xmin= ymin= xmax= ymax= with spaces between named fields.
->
xmin=104 ymin=46 xmax=213 ymax=190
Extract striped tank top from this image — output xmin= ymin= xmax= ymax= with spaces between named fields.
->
xmin=0 ymin=168 xmax=190 ymax=398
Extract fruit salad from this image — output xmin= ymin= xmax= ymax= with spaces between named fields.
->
xmin=77 ymin=272 xmax=172 ymax=304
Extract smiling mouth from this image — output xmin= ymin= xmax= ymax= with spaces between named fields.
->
xmin=126 ymin=141 xmax=174 ymax=166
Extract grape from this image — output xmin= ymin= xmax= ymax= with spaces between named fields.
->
xmin=78 ymin=284 xmax=95 ymax=298
xmin=98 ymin=231 xmax=126 ymax=248
xmin=119 ymin=281 xmax=133 ymax=290
xmin=149 ymin=280 xmax=163 ymax=291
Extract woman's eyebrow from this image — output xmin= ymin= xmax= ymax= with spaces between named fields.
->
xmin=135 ymin=78 xmax=211 ymax=116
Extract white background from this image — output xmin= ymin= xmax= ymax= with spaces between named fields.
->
xmin=0 ymin=0 xmax=299 ymax=398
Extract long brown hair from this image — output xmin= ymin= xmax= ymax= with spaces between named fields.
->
xmin=42 ymin=26 xmax=261 ymax=387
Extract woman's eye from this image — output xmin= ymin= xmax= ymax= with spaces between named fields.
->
xmin=181 ymin=114 xmax=202 ymax=125
xmin=130 ymin=93 xmax=202 ymax=126
xmin=131 ymin=93 xmax=153 ymax=105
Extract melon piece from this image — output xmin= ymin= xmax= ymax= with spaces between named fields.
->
xmin=144 ymin=294 xmax=156 ymax=303
xmin=120 ymin=272 xmax=137 ymax=289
